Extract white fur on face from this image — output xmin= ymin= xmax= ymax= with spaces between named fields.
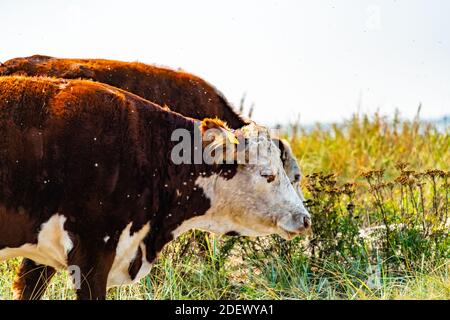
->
xmin=0 ymin=214 xmax=73 ymax=269
xmin=278 ymin=139 xmax=301 ymax=184
xmin=173 ymin=124 xmax=310 ymax=240
xmin=277 ymin=138 xmax=305 ymax=201
xmin=107 ymin=222 xmax=152 ymax=287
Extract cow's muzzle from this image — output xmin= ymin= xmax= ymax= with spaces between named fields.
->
xmin=277 ymin=212 xmax=311 ymax=240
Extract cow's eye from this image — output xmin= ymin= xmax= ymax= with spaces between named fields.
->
xmin=261 ymin=173 xmax=276 ymax=183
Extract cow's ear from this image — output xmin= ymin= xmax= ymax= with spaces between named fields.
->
xmin=271 ymin=137 xmax=286 ymax=160
xmin=200 ymin=118 xmax=238 ymax=164
xmin=200 ymin=118 xmax=228 ymax=132
xmin=200 ymin=118 xmax=238 ymax=145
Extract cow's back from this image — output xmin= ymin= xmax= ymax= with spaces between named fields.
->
xmin=0 ymin=55 xmax=246 ymax=128
xmin=0 ymin=76 xmax=172 ymax=251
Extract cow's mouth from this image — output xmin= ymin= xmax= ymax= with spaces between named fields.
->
xmin=278 ymin=227 xmax=302 ymax=240
xmin=277 ymin=216 xmax=311 ymax=240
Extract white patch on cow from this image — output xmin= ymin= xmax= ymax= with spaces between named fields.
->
xmin=172 ymin=174 xmax=280 ymax=239
xmin=0 ymin=214 xmax=73 ymax=269
xmin=103 ymin=235 xmax=110 ymax=243
xmin=172 ymin=211 xmax=271 ymax=240
xmin=277 ymin=138 xmax=301 ymax=183
xmin=276 ymin=138 xmax=305 ymax=200
xmin=173 ymin=123 xmax=310 ymax=240
xmin=106 ymin=222 xmax=151 ymax=287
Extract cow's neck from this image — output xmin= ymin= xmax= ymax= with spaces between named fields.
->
xmin=139 ymin=113 xmax=236 ymax=263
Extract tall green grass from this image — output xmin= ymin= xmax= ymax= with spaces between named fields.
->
xmin=0 ymin=112 xmax=448 ymax=299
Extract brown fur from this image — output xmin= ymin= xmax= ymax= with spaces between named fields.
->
xmin=12 ymin=259 xmax=56 ymax=300
xmin=0 ymin=55 xmax=247 ymax=129
xmin=199 ymin=117 xmax=230 ymax=132
xmin=0 ymin=76 xmax=237 ymax=299
xmin=1 ymin=55 xmax=298 ymax=299
xmin=0 ymin=56 xmax=295 ymax=175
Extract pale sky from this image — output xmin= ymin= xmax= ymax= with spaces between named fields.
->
xmin=1 ymin=0 xmax=449 ymax=126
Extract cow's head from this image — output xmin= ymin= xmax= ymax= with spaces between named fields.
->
xmin=174 ymin=119 xmax=311 ymax=240
xmin=271 ymin=137 xmax=305 ymax=201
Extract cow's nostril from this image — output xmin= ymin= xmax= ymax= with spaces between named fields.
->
xmin=294 ymin=174 xmax=301 ymax=182
xmin=303 ymin=216 xmax=311 ymax=229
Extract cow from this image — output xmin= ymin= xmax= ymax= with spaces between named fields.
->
xmin=1 ymin=56 xmax=307 ymax=299
xmin=0 ymin=55 xmax=303 ymax=186
xmin=272 ymin=138 xmax=304 ymax=199
xmin=0 ymin=56 xmax=306 ymax=299
xmin=0 ymin=76 xmax=311 ymax=299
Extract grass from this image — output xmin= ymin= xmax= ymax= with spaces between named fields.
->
xmin=0 ymin=111 xmax=449 ymax=300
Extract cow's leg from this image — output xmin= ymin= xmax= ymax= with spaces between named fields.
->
xmin=12 ymin=258 xmax=56 ymax=300
xmin=75 ymin=266 xmax=108 ymax=300
xmin=69 ymin=248 xmax=115 ymax=300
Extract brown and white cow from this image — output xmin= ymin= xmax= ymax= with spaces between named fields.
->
xmin=1 ymin=55 xmax=306 ymax=299
xmin=0 ymin=76 xmax=310 ymax=299
xmin=0 ymin=55 xmax=303 ymax=186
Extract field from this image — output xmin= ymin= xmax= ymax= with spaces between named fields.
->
xmin=0 ymin=111 xmax=449 ymax=299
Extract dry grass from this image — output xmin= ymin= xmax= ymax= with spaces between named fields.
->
xmin=0 ymin=112 xmax=448 ymax=300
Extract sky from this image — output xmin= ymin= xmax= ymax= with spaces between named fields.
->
xmin=1 ymin=0 xmax=449 ymax=126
